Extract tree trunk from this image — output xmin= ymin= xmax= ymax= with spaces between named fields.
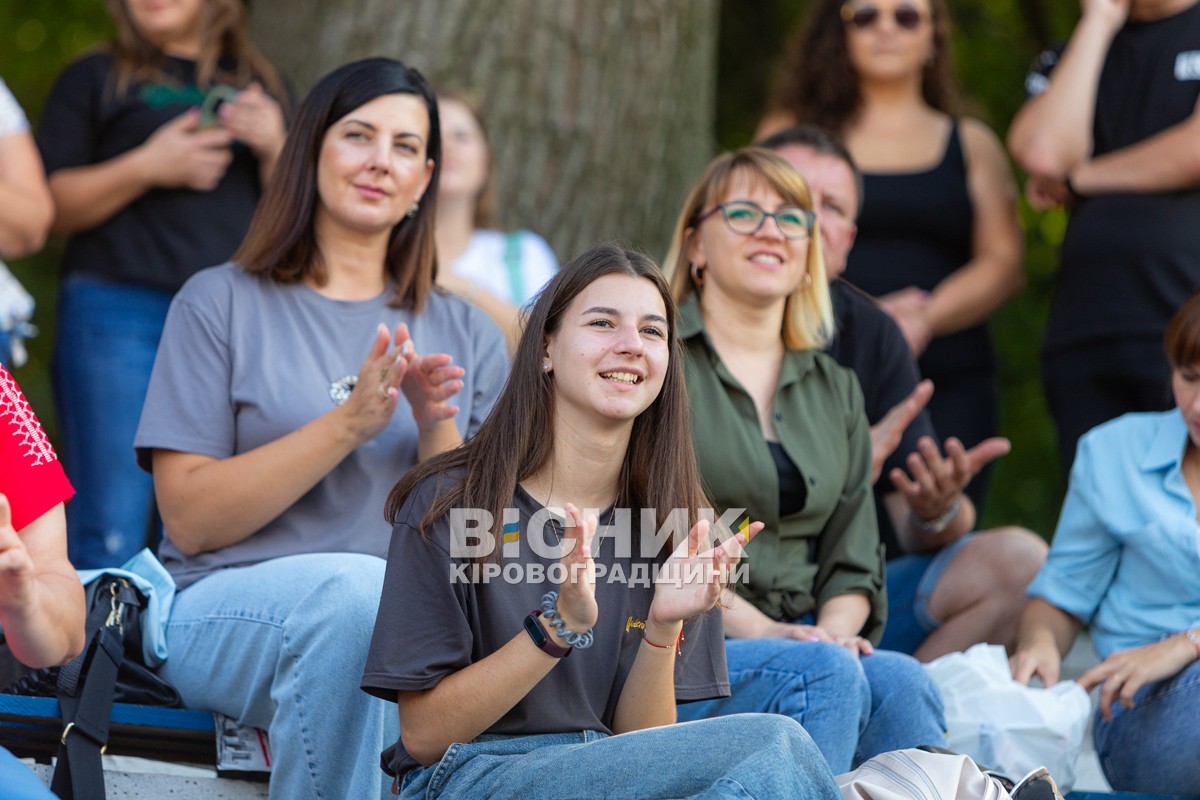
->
xmin=251 ymin=0 xmax=718 ymax=263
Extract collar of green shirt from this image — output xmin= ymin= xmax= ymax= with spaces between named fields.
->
xmin=676 ymin=293 xmax=818 ymax=389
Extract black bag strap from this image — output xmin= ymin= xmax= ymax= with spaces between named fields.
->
xmin=51 ymin=578 xmax=136 ymax=800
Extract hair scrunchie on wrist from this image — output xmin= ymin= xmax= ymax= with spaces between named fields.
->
xmin=540 ymin=590 xmax=594 ymax=649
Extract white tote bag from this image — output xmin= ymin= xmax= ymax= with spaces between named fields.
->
xmin=922 ymin=644 xmax=1091 ymax=790
xmin=837 ymin=749 xmax=1012 ymax=800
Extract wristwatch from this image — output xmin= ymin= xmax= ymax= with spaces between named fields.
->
xmin=524 ymin=611 xmax=572 ymax=658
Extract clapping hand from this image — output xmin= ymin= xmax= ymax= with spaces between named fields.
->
xmin=399 ymin=341 xmax=465 ymax=432
xmin=649 ymin=519 xmax=761 ymax=626
xmin=555 ymin=504 xmax=600 ymax=634
xmin=870 ymin=379 xmax=934 ymax=483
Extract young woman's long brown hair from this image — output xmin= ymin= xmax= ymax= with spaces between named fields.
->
xmin=768 ymin=0 xmax=959 ymax=134
xmin=105 ymin=0 xmax=286 ymax=103
xmin=235 ymin=58 xmax=441 ymax=311
xmin=386 ymin=243 xmax=711 ymax=561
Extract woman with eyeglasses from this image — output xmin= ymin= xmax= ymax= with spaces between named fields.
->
xmin=665 ymin=147 xmax=945 ymax=772
xmin=759 ymin=0 xmax=1023 ymax=517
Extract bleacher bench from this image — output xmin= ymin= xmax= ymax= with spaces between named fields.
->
xmin=0 ymin=693 xmax=216 ymax=764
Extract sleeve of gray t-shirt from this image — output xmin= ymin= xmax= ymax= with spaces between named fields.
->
xmin=135 ymin=267 xmax=237 ymax=470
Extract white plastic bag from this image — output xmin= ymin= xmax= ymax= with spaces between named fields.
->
xmin=923 ymin=643 xmax=1090 ymax=791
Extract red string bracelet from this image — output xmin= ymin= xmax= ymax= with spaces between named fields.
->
xmin=643 ymin=629 xmax=684 ymax=656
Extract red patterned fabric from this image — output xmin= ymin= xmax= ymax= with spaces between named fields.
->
xmin=0 ymin=366 xmax=73 ymax=530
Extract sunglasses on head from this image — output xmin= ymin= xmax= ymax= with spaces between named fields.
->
xmin=841 ymin=3 xmax=926 ymax=31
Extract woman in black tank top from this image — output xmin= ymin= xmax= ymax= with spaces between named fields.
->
xmin=758 ymin=0 xmax=1023 ymax=511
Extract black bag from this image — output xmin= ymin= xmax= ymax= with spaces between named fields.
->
xmin=2 ymin=574 xmax=181 ymax=800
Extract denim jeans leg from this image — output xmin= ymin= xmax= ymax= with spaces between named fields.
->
xmin=855 ymin=649 xmax=947 ymax=764
xmin=675 ymin=638 xmax=871 ymax=772
xmin=53 ymin=276 xmax=173 ymax=568
xmin=1093 ymin=658 xmax=1200 ymax=794
xmin=0 ymin=746 xmax=57 ymax=799
xmin=403 ymin=715 xmax=842 ymax=800
xmin=160 ymin=553 xmax=398 ymax=800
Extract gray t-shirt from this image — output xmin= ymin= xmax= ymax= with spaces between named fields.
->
xmin=362 ymin=472 xmax=731 ymax=778
xmin=134 ymin=264 xmax=508 ymax=589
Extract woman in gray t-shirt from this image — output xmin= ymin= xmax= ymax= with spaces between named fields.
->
xmin=363 ymin=244 xmax=842 ymax=799
xmin=134 ymin=59 xmax=507 ymax=799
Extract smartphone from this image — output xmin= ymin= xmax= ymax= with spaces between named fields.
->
xmin=198 ymin=85 xmax=240 ymax=128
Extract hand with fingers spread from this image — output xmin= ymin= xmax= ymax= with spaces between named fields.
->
xmin=870 ymin=379 xmax=934 ymax=483
xmin=400 ymin=344 xmax=466 ymax=432
xmin=649 ymin=519 xmax=762 ymax=626
xmin=140 ymin=108 xmax=234 ymax=192
xmin=338 ymin=323 xmax=411 ymax=443
xmin=0 ymin=494 xmax=37 ymax=614
xmin=890 ymin=435 xmax=1011 ymax=522
xmin=1078 ymin=637 xmax=1197 ymax=721
xmin=553 ymin=504 xmax=600 ymax=638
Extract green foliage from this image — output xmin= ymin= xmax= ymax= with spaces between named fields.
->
xmin=0 ymin=1 xmax=111 ymax=435
xmin=716 ymin=1 xmax=1078 ymax=539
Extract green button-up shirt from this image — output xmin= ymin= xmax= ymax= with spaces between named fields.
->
xmin=679 ymin=296 xmax=886 ymax=643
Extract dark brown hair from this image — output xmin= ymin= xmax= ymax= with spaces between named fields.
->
xmin=768 ymin=0 xmax=959 ymax=134
xmin=105 ymin=0 xmax=287 ymax=105
xmin=236 ymin=58 xmax=441 ymax=311
xmin=386 ymin=243 xmax=711 ymax=560
xmin=1165 ymin=289 xmax=1200 ymax=369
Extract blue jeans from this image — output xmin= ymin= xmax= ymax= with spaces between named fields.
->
xmin=1093 ymin=657 xmax=1200 ymax=794
xmin=0 ymin=746 xmax=56 ymax=799
xmin=675 ymin=639 xmax=946 ymax=773
xmin=879 ymin=535 xmax=974 ymax=654
xmin=53 ymin=275 xmax=173 ymax=568
xmin=399 ymin=714 xmax=841 ymax=800
xmin=160 ymin=553 xmax=398 ymax=800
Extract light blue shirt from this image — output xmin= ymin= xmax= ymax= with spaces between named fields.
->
xmin=1028 ymin=409 xmax=1200 ymax=660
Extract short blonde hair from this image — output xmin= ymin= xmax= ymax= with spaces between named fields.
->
xmin=665 ymin=147 xmax=833 ymax=350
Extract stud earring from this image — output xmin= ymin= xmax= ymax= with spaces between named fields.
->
xmin=543 ymin=361 xmax=552 ymax=373
xmin=407 ymin=201 xmax=419 ymax=218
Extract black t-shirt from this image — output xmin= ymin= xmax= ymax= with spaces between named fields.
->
xmin=826 ymin=279 xmax=937 ymax=558
xmin=1033 ymin=3 xmax=1200 ymax=352
xmin=362 ymin=472 xmax=730 ymax=779
xmin=37 ymin=52 xmax=271 ymax=292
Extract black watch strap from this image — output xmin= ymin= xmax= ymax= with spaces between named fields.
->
xmin=524 ymin=611 xmax=571 ymax=658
